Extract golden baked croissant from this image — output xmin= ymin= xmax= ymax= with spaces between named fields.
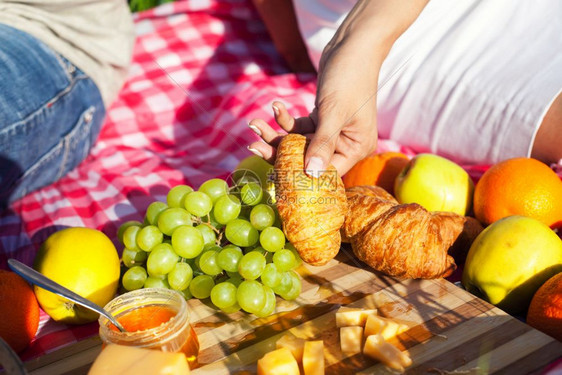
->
xmin=343 ymin=186 xmax=482 ymax=279
xmin=274 ymin=134 xmax=347 ymax=266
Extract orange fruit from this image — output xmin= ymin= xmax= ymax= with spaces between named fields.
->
xmin=343 ymin=151 xmax=409 ymax=195
xmin=527 ymin=272 xmax=562 ymax=341
xmin=0 ymin=269 xmax=40 ymax=352
xmin=473 ymin=157 xmax=562 ymax=227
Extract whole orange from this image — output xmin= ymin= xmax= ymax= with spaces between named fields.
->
xmin=473 ymin=157 xmax=562 ymax=227
xmin=527 ymin=272 xmax=562 ymax=341
xmin=343 ymin=151 xmax=409 ymax=195
xmin=0 ymin=269 xmax=40 ymax=352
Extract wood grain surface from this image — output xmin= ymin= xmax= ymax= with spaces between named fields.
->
xmin=24 ymin=248 xmax=562 ymax=374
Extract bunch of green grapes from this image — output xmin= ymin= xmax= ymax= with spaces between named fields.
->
xmin=117 ymin=176 xmax=303 ymax=317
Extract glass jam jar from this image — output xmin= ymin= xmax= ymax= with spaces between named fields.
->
xmin=98 ymin=288 xmax=199 ymax=365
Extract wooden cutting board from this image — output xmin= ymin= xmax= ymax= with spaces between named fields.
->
xmin=24 ymin=249 xmax=562 ymax=375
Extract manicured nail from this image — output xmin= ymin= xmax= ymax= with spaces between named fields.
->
xmin=248 ymin=124 xmax=262 ymax=136
xmin=247 ymin=146 xmax=263 ymax=158
xmin=306 ymin=157 xmax=324 ymax=178
xmin=272 ymin=105 xmax=280 ymax=116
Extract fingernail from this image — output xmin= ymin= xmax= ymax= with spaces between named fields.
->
xmin=272 ymin=105 xmax=280 ymax=116
xmin=248 ymin=124 xmax=262 ymax=136
xmin=247 ymin=146 xmax=263 ymax=158
xmin=306 ymin=157 xmax=324 ymax=178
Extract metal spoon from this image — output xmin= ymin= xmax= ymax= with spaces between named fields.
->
xmin=7 ymin=259 xmax=126 ymax=333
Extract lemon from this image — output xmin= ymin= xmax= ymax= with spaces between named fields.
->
xmin=33 ymin=227 xmax=120 ymax=324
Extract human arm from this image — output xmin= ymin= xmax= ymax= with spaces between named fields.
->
xmin=250 ymin=0 xmax=315 ymax=73
xmin=249 ymin=0 xmax=428 ymax=176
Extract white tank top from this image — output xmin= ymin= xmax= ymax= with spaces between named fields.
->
xmin=293 ymin=0 xmax=562 ymax=165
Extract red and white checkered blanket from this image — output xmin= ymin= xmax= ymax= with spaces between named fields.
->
xmin=0 ymin=0 xmax=559 ymax=361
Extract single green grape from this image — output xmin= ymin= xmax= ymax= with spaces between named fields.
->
xmin=122 ymin=248 xmax=147 ymax=268
xmin=144 ymin=276 xmax=170 ymax=289
xmin=210 ymin=282 xmax=238 ymax=309
xmin=284 ymin=243 xmax=303 ymax=268
xmin=240 ymin=182 xmax=263 ymax=206
xmin=255 ymin=285 xmax=276 ymax=318
xmin=249 ymin=204 xmax=275 ymax=231
xmin=238 ymin=251 xmax=266 ymax=280
xmin=237 ymin=280 xmax=266 ymax=314
xmin=280 ymin=270 xmax=301 ymax=301
xmin=196 ymin=224 xmax=216 ymax=246
xmin=199 ymin=250 xmax=223 ymax=276
xmin=167 ymin=262 xmax=193 ymax=291
xmin=189 ymin=275 xmax=215 ymax=299
xmin=272 ymin=271 xmax=293 ymax=296
xmin=157 ymin=207 xmax=191 ymax=236
xmin=137 ymin=225 xmax=164 ymax=251
xmin=272 ymin=249 xmax=296 ymax=272
xmin=213 ymin=195 xmax=241 ymax=224
xmin=117 ymin=220 xmax=143 ymax=244
xmin=171 ymin=225 xmax=204 ymax=259
xmin=195 ymin=244 xmax=220 ymax=270
xmin=122 ymin=266 xmax=147 ymax=291
xmin=146 ymin=243 xmax=179 ymax=276
xmin=259 ymin=226 xmax=286 ymax=252
xmin=122 ymin=225 xmax=141 ymax=251
xmin=199 ymin=178 xmax=229 ymax=203
xmin=260 ymin=263 xmax=282 ymax=288
xmin=217 ymin=246 xmax=243 ymax=273
xmin=145 ymin=201 xmax=168 ymax=225
xmin=225 ymin=218 xmax=259 ymax=247
xmin=184 ymin=191 xmax=213 ymax=217
xmin=167 ymin=185 xmax=193 ymax=208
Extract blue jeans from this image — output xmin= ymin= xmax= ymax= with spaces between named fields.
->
xmin=0 ymin=23 xmax=106 ymax=207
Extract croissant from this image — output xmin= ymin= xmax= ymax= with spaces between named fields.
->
xmin=274 ymin=134 xmax=347 ymax=266
xmin=343 ymin=186 xmax=482 ymax=279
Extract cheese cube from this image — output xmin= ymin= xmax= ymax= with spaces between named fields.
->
xmin=257 ymin=347 xmax=300 ymax=375
xmin=363 ymin=335 xmax=412 ymax=372
xmin=88 ymin=344 xmax=190 ymax=375
xmin=364 ymin=315 xmax=409 ymax=340
xmin=335 ymin=307 xmax=377 ymax=327
xmin=276 ymin=333 xmax=306 ymax=363
xmin=302 ymin=340 xmax=325 ymax=375
xmin=340 ymin=326 xmax=363 ymax=354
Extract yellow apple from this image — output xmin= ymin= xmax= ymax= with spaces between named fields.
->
xmin=462 ymin=215 xmax=562 ymax=315
xmin=394 ymin=153 xmax=474 ymax=215
xmin=33 ymin=227 xmax=120 ymax=324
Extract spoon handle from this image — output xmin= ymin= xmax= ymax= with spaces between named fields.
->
xmin=7 ymin=259 xmax=126 ymax=332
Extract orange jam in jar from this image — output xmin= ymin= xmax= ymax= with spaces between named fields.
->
xmin=99 ymin=288 xmax=199 ymax=365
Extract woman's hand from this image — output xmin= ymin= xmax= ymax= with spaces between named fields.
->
xmin=248 ymin=0 xmax=427 ymax=177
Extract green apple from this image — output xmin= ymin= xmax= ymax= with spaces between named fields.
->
xmin=233 ymin=155 xmax=275 ymax=202
xmin=394 ymin=153 xmax=474 ymax=215
xmin=462 ymin=215 xmax=562 ymax=315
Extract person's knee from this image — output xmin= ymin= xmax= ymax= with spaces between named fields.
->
xmin=531 ymin=92 xmax=562 ymax=164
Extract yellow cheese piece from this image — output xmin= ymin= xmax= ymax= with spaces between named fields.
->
xmin=335 ymin=307 xmax=377 ymax=327
xmin=276 ymin=333 xmax=306 ymax=363
xmin=88 ymin=344 xmax=190 ymax=375
xmin=302 ymin=340 xmax=325 ymax=375
xmin=364 ymin=314 xmax=409 ymax=340
xmin=363 ymin=334 xmax=412 ymax=372
xmin=340 ymin=326 xmax=363 ymax=355
xmin=257 ymin=347 xmax=300 ymax=375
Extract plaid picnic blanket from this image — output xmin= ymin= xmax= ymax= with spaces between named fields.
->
xmin=0 ymin=0 xmax=559 ymax=361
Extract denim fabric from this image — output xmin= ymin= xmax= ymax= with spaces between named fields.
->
xmin=0 ymin=23 xmax=106 ymax=207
